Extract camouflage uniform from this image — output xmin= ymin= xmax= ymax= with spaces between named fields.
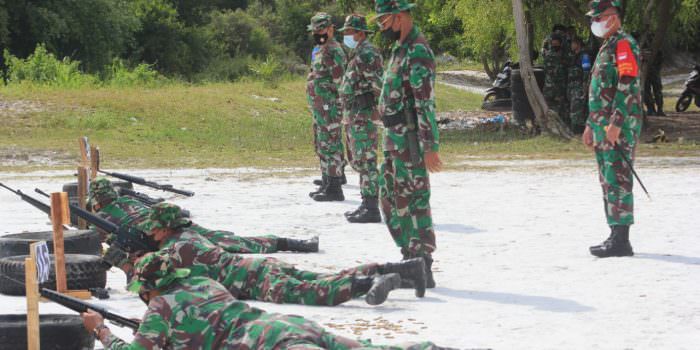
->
xmin=100 ymin=251 xmax=445 ymax=350
xmin=587 ymin=6 xmax=643 ymax=227
xmin=543 ymin=41 xmax=569 ymax=123
xmin=307 ymin=13 xmax=347 ymax=179
xmin=568 ymin=50 xmax=588 ymax=132
xmin=376 ymin=0 xmax=438 ymax=262
xmin=139 ymin=203 xmax=381 ymax=306
xmin=339 ymin=15 xmax=383 ymax=199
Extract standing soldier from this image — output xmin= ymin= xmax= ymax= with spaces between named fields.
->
xmin=306 ymin=12 xmax=347 ymax=201
xmin=339 ymin=14 xmax=384 ymax=223
xmin=643 ymin=34 xmax=665 ymax=116
xmin=543 ymin=32 xmax=570 ymax=123
xmin=375 ymin=0 xmax=442 ymax=287
xmin=567 ymin=37 xmax=589 ymax=134
xmin=583 ymin=0 xmax=643 ymax=258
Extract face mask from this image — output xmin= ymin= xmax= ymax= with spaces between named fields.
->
xmin=590 ymin=18 xmax=610 ymax=38
xmin=344 ymin=35 xmax=358 ymax=49
xmin=381 ymin=28 xmax=401 ymax=42
xmin=313 ymin=33 xmax=328 ymax=45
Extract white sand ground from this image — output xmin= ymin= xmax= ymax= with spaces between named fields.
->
xmin=1 ymin=157 xmax=699 ymax=349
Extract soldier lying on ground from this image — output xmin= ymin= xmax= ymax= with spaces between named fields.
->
xmin=135 ymin=202 xmax=427 ymax=306
xmin=82 ymin=250 xmax=454 ymax=350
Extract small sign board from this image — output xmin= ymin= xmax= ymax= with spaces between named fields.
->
xmin=34 ymin=241 xmax=50 ymax=284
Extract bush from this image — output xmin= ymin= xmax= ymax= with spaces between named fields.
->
xmin=249 ymin=56 xmax=285 ymax=88
xmin=105 ymin=59 xmax=164 ymax=87
xmin=4 ymin=44 xmax=95 ymax=87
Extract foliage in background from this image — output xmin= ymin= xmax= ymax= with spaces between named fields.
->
xmin=4 ymin=45 xmax=95 ymax=87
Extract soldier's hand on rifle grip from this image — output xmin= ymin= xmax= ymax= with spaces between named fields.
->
xmin=582 ymin=126 xmax=594 ymax=150
xmin=425 ymin=151 xmax=443 ymax=173
xmin=81 ymin=309 xmax=104 ymax=333
xmin=605 ymin=124 xmax=621 ymax=145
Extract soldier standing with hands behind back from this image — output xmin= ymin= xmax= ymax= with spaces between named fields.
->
xmin=375 ymin=0 xmax=442 ymax=287
xmin=307 ymin=13 xmax=348 ymax=202
xmin=339 ymin=14 xmax=384 ymax=223
xmin=583 ymin=0 xmax=643 ymax=258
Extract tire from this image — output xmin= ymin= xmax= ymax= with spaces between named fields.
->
xmin=483 ymin=92 xmax=497 ymax=103
xmin=0 ymin=314 xmax=95 ymax=350
xmin=0 ymin=230 xmax=101 ymax=259
xmin=0 ymin=254 xmax=107 ymax=296
xmin=676 ymin=94 xmax=692 ymax=112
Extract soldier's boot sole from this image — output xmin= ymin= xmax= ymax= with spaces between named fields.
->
xmin=365 ymin=273 xmax=401 ymax=305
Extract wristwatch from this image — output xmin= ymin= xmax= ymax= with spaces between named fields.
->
xmin=94 ymin=323 xmax=109 ymax=339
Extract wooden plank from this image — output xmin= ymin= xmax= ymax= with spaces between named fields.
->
xmin=51 ymin=192 xmax=69 ymax=293
xmin=77 ymin=167 xmax=88 ymax=228
xmin=79 ymin=137 xmax=89 ymax=167
xmin=90 ymin=146 xmax=100 ymax=179
xmin=65 ymin=290 xmax=92 ymax=300
xmin=25 ymin=255 xmax=40 ymax=350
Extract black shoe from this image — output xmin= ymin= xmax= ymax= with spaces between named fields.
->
xmin=309 ymin=175 xmax=328 ymax=197
xmin=378 ymin=257 xmax=427 ymax=298
xmin=312 ymin=176 xmax=344 ymax=202
xmin=344 ymin=197 xmax=366 ymax=217
xmin=365 ymin=273 xmax=401 ymax=305
xmin=590 ymin=225 xmax=634 ymax=258
xmin=278 ymin=236 xmax=319 ymax=253
xmin=313 ymin=179 xmax=323 ymax=186
xmin=341 ymin=173 xmax=347 ymax=185
xmin=589 ymin=227 xmax=615 ymax=251
xmin=347 ymin=196 xmax=381 ymax=223
xmin=424 ymin=255 xmax=436 ymax=288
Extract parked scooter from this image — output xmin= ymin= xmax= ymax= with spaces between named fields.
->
xmin=482 ymin=61 xmax=513 ymax=110
xmin=675 ymin=64 xmax=700 ymax=112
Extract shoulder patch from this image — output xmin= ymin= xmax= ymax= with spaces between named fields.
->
xmin=616 ymin=39 xmax=638 ymax=78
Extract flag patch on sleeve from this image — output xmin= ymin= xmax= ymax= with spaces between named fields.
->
xmin=616 ymin=39 xmax=638 ymax=78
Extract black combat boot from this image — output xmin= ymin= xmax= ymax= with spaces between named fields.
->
xmin=277 ymin=236 xmax=319 ymax=253
xmin=347 ymin=196 xmax=381 ymax=223
xmin=589 ymin=227 xmax=615 ymax=251
xmin=312 ymin=176 xmax=344 ymax=202
xmin=590 ymin=225 xmax=634 ymax=258
xmin=309 ymin=175 xmax=328 ymax=197
xmin=350 ymin=273 xmax=401 ymax=305
xmin=423 ymin=255 xmax=436 ymax=288
xmin=378 ymin=258 xmax=427 ymax=298
xmin=344 ymin=196 xmax=366 ymax=217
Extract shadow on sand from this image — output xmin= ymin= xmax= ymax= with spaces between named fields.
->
xmin=430 ymin=287 xmax=595 ymax=313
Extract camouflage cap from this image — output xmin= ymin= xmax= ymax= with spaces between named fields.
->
xmin=87 ymin=176 xmax=118 ymax=209
xmin=137 ymin=202 xmax=191 ymax=233
xmin=127 ymin=250 xmax=190 ymax=293
xmin=586 ymin=0 xmax=622 ymax=17
xmin=308 ymin=12 xmax=333 ymax=32
xmin=339 ymin=14 xmax=372 ymax=33
xmin=375 ymin=0 xmax=416 ymax=17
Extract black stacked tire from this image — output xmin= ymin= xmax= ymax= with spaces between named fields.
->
xmin=62 ymin=181 xmax=133 ymax=226
xmin=0 ymin=314 xmax=95 ymax=350
xmin=0 ymin=230 xmax=101 ymax=259
xmin=0 ymin=254 xmax=107 ymax=296
xmin=511 ymin=68 xmax=545 ymax=125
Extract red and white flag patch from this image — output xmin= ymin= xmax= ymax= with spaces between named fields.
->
xmin=616 ymin=39 xmax=638 ymax=78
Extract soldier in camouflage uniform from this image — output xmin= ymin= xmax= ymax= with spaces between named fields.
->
xmin=82 ymin=250 xmax=449 ymax=350
xmin=583 ymin=0 xmax=643 ymax=258
xmin=375 ymin=0 xmax=442 ymax=288
xmin=339 ymin=14 xmax=384 ymax=223
xmin=567 ymin=37 xmax=589 ymax=134
xmin=138 ymin=202 xmax=427 ymax=306
xmin=307 ymin=12 xmax=348 ymax=202
xmin=88 ymin=178 xmax=318 ymax=273
xmin=543 ymin=32 xmax=570 ymax=123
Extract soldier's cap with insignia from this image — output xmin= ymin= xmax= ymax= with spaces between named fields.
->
xmin=307 ymin=12 xmax=333 ymax=32
xmin=375 ymin=0 xmax=416 ymax=17
xmin=586 ymin=0 xmax=622 ymax=17
xmin=339 ymin=14 xmax=373 ymax=33
xmin=137 ymin=202 xmax=191 ymax=234
xmin=127 ymin=250 xmax=191 ymax=293
xmin=87 ymin=176 xmax=118 ymax=208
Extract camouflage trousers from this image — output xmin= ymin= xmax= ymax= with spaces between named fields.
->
xmin=190 ymin=225 xmax=280 ymax=254
xmin=310 ymin=98 xmax=345 ymax=178
xmin=346 ymin=110 xmax=379 ymax=197
xmin=567 ymin=82 xmax=587 ymax=130
xmin=229 ymin=312 xmax=442 ymax=349
xmin=379 ymin=144 xmax=436 ymax=257
xmin=594 ymin=139 xmax=637 ymax=226
xmin=545 ymin=94 xmax=569 ymax=124
xmin=224 ymin=257 xmax=379 ymax=306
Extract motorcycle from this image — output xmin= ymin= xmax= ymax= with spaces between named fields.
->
xmin=482 ymin=61 xmax=513 ymax=111
xmin=675 ymin=64 xmax=700 ymax=112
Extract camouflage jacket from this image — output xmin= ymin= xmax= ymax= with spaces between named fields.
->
xmin=567 ymin=51 xmax=585 ymax=84
xmin=378 ymin=25 xmax=439 ymax=153
xmin=587 ymin=29 xmax=643 ymax=145
xmin=307 ymin=39 xmax=347 ymax=102
xmin=544 ymin=49 xmax=568 ymax=89
xmin=98 ymin=196 xmax=150 ymax=228
xmin=340 ymin=39 xmax=384 ymax=118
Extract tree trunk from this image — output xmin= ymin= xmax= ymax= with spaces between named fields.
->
xmin=482 ymin=56 xmax=496 ymax=81
xmin=512 ymin=0 xmax=573 ymax=139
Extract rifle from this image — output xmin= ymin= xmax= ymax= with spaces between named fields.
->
xmin=614 ymin=144 xmax=652 ymax=201
xmin=117 ymin=187 xmax=165 ymax=206
xmin=0 ymin=183 xmax=71 ymax=230
xmin=40 ymin=288 xmax=140 ymax=330
xmin=98 ymin=170 xmax=194 ymax=197
xmin=34 ymin=188 xmax=159 ymax=254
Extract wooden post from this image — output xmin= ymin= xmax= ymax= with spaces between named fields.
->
xmin=25 ymin=243 xmax=41 ymax=350
xmin=77 ymin=167 xmax=88 ymax=228
xmin=50 ymin=192 xmax=70 ymax=293
xmin=79 ymin=137 xmax=89 ymax=168
xmin=90 ymin=146 xmax=100 ymax=180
